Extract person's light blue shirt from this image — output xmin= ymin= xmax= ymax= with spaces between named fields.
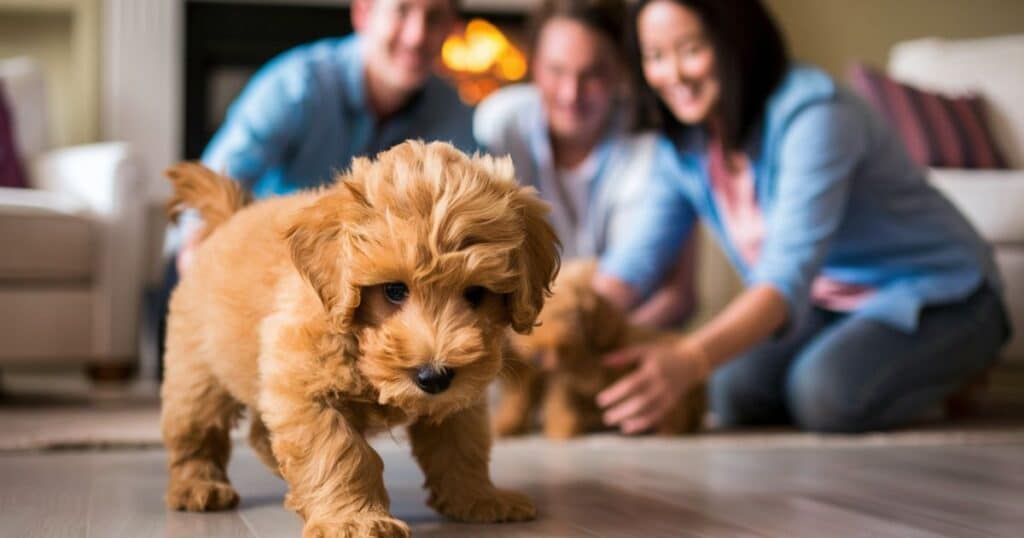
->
xmin=201 ymin=34 xmax=476 ymax=198
xmin=474 ymin=84 xmax=660 ymax=260
xmin=600 ymin=66 xmax=1004 ymax=335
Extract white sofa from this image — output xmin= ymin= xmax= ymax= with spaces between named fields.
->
xmin=889 ymin=34 xmax=1024 ymax=360
xmin=0 ymin=58 xmax=146 ymax=369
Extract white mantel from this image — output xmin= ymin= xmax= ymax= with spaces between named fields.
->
xmin=102 ymin=0 xmax=181 ymax=202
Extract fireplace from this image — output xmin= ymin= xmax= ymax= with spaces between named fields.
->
xmin=183 ymin=1 xmax=528 ymax=160
xmin=184 ymin=2 xmax=353 ymax=159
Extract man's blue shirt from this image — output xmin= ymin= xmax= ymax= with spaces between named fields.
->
xmin=202 ymin=34 xmax=477 ymax=197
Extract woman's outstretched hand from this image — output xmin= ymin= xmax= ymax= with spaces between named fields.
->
xmin=596 ymin=337 xmax=711 ymax=434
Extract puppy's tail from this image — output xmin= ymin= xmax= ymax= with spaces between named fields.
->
xmin=165 ymin=162 xmax=250 ymax=239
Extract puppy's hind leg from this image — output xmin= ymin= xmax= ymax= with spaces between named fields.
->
xmin=161 ymin=354 xmax=242 ymax=511
xmin=657 ymin=383 xmax=707 ymax=435
xmin=248 ymin=411 xmax=281 ymax=477
xmin=541 ymin=375 xmax=587 ymax=440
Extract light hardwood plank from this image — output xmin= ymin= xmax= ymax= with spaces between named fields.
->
xmin=1 ymin=438 xmax=1022 ymax=537
xmin=0 ymin=452 xmax=92 ymax=538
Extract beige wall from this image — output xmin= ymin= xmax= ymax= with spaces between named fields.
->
xmin=0 ymin=0 xmax=100 ymax=148
xmin=0 ymin=12 xmax=74 ymax=147
xmin=765 ymin=0 xmax=1024 ymax=79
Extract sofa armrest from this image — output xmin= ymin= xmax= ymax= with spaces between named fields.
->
xmin=928 ymin=168 xmax=1024 ymax=244
xmin=27 ymin=142 xmax=144 ymax=218
xmin=27 ymin=142 xmax=147 ymax=361
xmin=930 ymin=168 xmax=1024 ymax=361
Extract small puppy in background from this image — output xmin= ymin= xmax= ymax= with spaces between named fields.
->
xmin=494 ymin=259 xmax=705 ymax=440
xmin=160 ymin=141 xmax=559 ymax=537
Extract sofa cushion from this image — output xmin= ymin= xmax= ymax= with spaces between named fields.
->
xmin=928 ymin=168 xmax=1024 ymax=244
xmin=889 ymin=34 xmax=1024 ymax=168
xmin=0 ymin=187 xmax=94 ymax=282
xmin=850 ymin=64 xmax=1008 ymax=169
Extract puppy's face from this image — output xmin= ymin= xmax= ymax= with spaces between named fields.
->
xmin=288 ymin=141 xmax=560 ymax=420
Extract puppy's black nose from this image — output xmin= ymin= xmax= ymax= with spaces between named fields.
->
xmin=413 ymin=366 xmax=455 ymax=394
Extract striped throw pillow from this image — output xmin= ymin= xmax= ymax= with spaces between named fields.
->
xmin=849 ymin=64 xmax=1008 ymax=169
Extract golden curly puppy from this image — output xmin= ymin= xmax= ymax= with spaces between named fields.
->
xmin=494 ymin=259 xmax=705 ymax=440
xmin=160 ymin=141 xmax=560 ymax=537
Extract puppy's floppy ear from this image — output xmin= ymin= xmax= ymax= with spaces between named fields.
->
xmin=508 ymin=186 xmax=561 ymax=334
xmin=285 ymin=174 xmax=369 ymax=332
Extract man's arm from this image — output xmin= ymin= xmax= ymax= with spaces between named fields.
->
xmin=201 ymin=55 xmax=314 ymax=186
xmin=176 ymin=53 xmax=315 ymax=272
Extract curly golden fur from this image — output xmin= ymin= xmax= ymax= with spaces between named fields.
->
xmin=160 ymin=141 xmax=560 ymax=537
xmin=495 ymin=259 xmax=705 ymax=439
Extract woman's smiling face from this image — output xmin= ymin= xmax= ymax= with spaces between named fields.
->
xmin=637 ymin=1 xmax=720 ymax=125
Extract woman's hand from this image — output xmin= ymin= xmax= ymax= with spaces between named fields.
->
xmin=596 ymin=337 xmax=711 ymax=434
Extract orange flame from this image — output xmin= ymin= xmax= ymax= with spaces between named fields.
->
xmin=441 ymin=18 xmax=527 ymax=103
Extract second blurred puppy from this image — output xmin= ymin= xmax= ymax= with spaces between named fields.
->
xmin=494 ymin=259 xmax=706 ymax=439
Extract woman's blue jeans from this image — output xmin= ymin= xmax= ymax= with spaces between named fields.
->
xmin=709 ymin=285 xmax=1011 ymax=433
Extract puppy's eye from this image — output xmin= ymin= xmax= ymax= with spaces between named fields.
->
xmin=463 ymin=286 xmax=488 ymax=308
xmin=384 ymin=282 xmax=409 ymax=304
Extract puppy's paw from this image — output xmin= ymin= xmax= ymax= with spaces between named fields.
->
xmin=431 ymin=488 xmax=536 ymax=523
xmin=492 ymin=413 xmax=532 ymax=438
xmin=543 ymin=418 xmax=584 ymax=440
xmin=303 ymin=514 xmax=411 ymax=538
xmin=166 ymin=478 xmax=239 ymax=511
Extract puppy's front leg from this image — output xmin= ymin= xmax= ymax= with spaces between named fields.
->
xmin=408 ymin=401 xmax=536 ymax=523
xmin=492 ymin=364 xmax=543 ymax=437
xmin=263 ymin=396 xmax=409 ymax=538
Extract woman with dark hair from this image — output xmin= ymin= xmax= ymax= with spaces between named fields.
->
xmin=593 ymin=0 xmax=1011 ymax=433
xmin=475 ymin=0 xmax=699 ymax=328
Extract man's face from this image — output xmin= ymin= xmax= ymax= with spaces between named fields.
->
xmin=532 ymin=17 xmax=620 ymax=147
xmin=354 ymin=0 xmax=457 ymax=93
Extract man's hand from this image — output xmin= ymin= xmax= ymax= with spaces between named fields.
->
xmin=175 ymin=226 xmax=204 ymax=275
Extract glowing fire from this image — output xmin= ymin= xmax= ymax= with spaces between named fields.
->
xmin=441 ymin=19 xmax=527 ymax=104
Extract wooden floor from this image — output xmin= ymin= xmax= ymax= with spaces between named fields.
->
xmin=1 ymin=435 xmax=1023 ymax=537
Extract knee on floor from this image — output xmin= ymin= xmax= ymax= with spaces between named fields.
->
xmin=785 ymin=365 xmax=879 ymax=433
